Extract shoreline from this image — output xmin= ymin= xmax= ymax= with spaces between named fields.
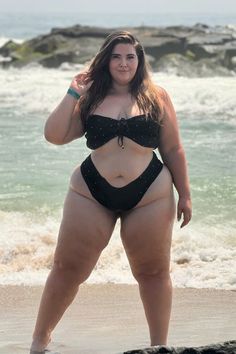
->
xmin=0 ymin=284 xmax=236 ymax=353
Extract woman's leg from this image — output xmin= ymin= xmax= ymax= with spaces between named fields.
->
xmin=120 ymin=185 xmax=175 ymax=346
xmin=30 ymin=188 xmax=117 ymax=351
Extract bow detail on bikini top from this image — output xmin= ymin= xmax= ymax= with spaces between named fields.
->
xmin=116 ymin=117 xmax=129 ymax=148
xmin=84 ymin=113 xmax=160 ymax=150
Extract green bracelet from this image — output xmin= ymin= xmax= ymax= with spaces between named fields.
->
xmin=67 ymin=87 xmax=81 ymax=100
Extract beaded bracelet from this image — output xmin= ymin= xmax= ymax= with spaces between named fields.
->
xmin=67 ymin=87 xmax=81 ymax=100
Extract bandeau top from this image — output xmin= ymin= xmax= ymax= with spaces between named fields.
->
xmin=84 ymin=113 xmax=160 ymax=150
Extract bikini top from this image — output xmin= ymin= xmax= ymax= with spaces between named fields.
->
xmin=84 ymin=113 xmax=160 ymax=150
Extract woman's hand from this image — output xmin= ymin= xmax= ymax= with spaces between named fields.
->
xmin=177 ymin=196 xmax=192 ymax=228
xmin=69 ymin=71 xmax=93 ymax=97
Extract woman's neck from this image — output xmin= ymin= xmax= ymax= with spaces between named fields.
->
xmin=109 ymin=82 xmax=130 ymax=96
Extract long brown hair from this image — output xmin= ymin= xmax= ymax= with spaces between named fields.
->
xmin=79 ymin=30 xmax=163 ymax=126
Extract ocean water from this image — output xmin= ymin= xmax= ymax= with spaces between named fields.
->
xmin=0 ymin=12 xmax=236 ymax=289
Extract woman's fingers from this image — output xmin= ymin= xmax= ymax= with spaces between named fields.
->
xmin=70 ymin=71 xmax=93 ymax=95
xmin=177 ymin=197 xmax=192 ymax=228
xmin=75 ymin=71 xmax=91 ymax=83
xmin=180 ymin=210 xmax=192 ymax=228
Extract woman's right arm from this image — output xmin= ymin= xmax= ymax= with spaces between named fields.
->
xmin=44 ymin=94 xmax=84 ymax=145
xmin=44 ymin=71 xmax=93 ymax=145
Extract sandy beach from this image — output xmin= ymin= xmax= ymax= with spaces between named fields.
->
xmin=0 ymin=285 xmax=235 ymax=354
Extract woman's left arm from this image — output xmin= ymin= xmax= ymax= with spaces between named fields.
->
xmin=158 ymin=87 xmax=192 ymax=228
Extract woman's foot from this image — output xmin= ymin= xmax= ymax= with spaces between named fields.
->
xmin=30 ymin=334 xmax=51 ymax=352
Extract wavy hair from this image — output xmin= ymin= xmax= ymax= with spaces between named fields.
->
xmin=79 ymin=30 xmax=163 ymax=126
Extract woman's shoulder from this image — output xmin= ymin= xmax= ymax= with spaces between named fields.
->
xmin=152 ymin=85 xmax=170 ymax=117
xmin=155 ymin=85 xmax=169 ymax=101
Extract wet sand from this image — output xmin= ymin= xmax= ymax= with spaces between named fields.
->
xmin=0 ymin=284 xmax=235 ymax=354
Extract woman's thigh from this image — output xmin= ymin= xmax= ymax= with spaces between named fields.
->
xmin=54 ymin=188 xmax=118 ymax=282
xmin=120 ymin=167 xmax=176 ymax=277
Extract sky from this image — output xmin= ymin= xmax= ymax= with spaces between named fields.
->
xmin=0 ymin=0 xmax=236 ymax=14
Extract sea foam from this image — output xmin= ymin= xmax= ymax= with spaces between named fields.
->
xmin=1 ymin=67 xmax=236 ymax=124
xmin=0 ymin=210 xmax=235 ymax=289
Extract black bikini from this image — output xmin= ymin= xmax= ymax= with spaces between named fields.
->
xmin=80 ymin=113 xmax=163 ymax=213
xmin=84 ymin=114 xmax=160 ymax=150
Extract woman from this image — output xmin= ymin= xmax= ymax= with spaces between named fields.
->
xmin=30 ymin=30 xmax=192 ymax=353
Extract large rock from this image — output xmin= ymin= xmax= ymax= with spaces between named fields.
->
xmin=50 ymin=24 xmax=112 ymax=38
xmin=223 ymin=43 xmax=236 ymax=70
xmin=123 ymin=340 xmax=236 ymax=353
xmin=27 ymin=34 xmax=68 ymax=54
xmin=186 ymin=33 xmax=235 ymax=60
xmin=140 ymin=37 xmax=185 ymax=60
xmin=0 ymin=39 xmax=21 ymax=56
xmin=154 ymin=53 xmax=232 ymax=77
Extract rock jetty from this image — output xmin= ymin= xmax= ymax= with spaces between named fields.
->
xmin=123 ymin=340 xmax=236 ymax=353
xmin=1 ymin=23 xmax=236 ymax=76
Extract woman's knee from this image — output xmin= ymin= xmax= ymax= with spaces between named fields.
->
xmin=132 ymin=264 xmax=171 ymax=285
xmin=51 ymin=257 xmax=93 ymax=285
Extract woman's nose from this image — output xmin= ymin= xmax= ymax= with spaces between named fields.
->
xmin=120 ymin=58 xmax=127 ymax=67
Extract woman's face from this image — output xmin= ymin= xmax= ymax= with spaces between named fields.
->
xmin=108 ymin=43 xmax=139 ymax=86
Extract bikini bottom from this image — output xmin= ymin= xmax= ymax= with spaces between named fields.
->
xmin=80 ymin=151 xmax=163 ymax=213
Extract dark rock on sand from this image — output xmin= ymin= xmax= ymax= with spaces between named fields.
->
xmin=123 ymin=340 xmax=236 ymax=354
xmin=0 ymin=23 xmax=236 ymax=76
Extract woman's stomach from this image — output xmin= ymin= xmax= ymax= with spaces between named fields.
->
xmin=89 ymin=138 xmax=156 ymax=187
